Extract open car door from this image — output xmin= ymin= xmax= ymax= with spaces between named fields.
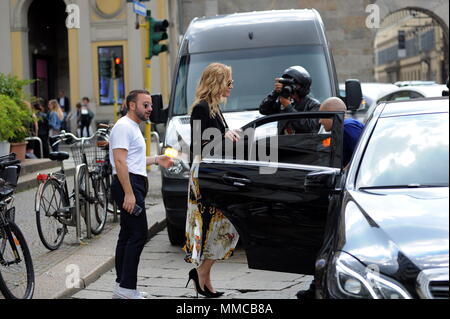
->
xmin=197 ymin=112 xmax=344 ymax=275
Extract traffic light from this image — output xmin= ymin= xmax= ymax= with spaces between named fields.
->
xmin=113 ymin=56 xmax=123 ymax=78
xmin=147 ymin=10 xmax=169 ymax=58
xmin=398 ymin=30 xmax=406 ymax=50
xmin=100 ymin=58 xmax=112 ymax=78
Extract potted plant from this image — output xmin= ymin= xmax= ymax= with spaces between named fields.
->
xmin=0 ymin=94 xmax=33 ymax=159
xmin=0 ymin=73 xmax=35 ymax=159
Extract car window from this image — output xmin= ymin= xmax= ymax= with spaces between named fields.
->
xmin=229 ymin=113 xmax=343 ymax=168
xmin=357 ymin=112 xmax=449 ymax=188
xmin=378 ymin=90 xmax=424 ymax=103
xmin=173 ymin=45 xmax=333 ymax=115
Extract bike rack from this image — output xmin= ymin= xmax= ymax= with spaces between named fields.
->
xmin=25 ymin=136 xmax=43 ymax=158
xmin=74 ymin=163 xmax=92 ymax=243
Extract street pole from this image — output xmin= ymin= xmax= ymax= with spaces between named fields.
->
xmin=144 ymin=12 xmax=152 ymax=169
xmin=113 ymin=57 xmax=118 ymax=123
xmin=145 ymin=57 xmax=152 ymax=166
xmin=157 ymin=0 xmax=169 ymax=103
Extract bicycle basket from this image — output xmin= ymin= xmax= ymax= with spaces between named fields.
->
xmin=70 ymin=137 xmax=108 ymax=171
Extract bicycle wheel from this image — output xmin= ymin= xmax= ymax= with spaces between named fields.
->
xmin=89 ymin=177 xmax=108 ymax=235
xmin=101 ymin=163 xmax=115 ymax=214
xmin=36 ymin=179 xmax=67 ymax=251
xmin=0 ymin=222 xmax=35 ymax=299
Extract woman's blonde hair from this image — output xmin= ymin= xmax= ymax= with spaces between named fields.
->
xmin=48 ymin=99 xmax=64 ymax=120
xmin=189 ymin=63 xmax=232 ymax=117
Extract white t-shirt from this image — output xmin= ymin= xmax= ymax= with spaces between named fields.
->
xmin=109 ymin=116 xmax=147 ymax=177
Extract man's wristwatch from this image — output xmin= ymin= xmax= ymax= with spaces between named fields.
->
xmin=154 ymin=156 xmax=159 ymax=166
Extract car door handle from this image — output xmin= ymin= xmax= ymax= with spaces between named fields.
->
xmin=222 ymin=175 xmax=252 ymax=187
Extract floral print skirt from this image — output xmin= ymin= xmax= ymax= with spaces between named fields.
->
xmin=183 ymin=162 xmax=239 ymax=266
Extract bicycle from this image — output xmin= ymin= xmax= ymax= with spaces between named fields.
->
xmin=68 ymin=130 xmax=112 ymax=231
xmin=95 ymin=124 xmax=117 ymax=219
xmin=0 ymin=153 xmax=35 ymax=299
xmin=35 ymin=130 xmax=109 ymax=251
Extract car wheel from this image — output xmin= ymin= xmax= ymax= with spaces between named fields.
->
xmin=167 ymin=220 xmax=185 ymax=246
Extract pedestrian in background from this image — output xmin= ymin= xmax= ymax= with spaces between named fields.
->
xmin=48 ymin=99 xmax=64 ymax=151
xmin=34 ymin=101 xmax=50 ymax=158
xmin=184 ymin=63 xmax=241 ymax=298
xmin=79 ymin=97 xmax=94 ymax=137
xmin=58 ymin=90 xmax=71 ymax=132
xmin=110 ymin=89 xmax=173 ymax=299
xmin=24 ymin=100 xmax=39 ymax=159
xmin=75 ymin=102 xmax=82 ymax=137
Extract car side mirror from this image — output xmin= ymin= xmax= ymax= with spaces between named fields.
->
xmin=150 ymin=94 xmax=169 ymax=124
xmin=304 ymin=170 xmax=337 ymax=193
xmin=345 ymin=79 xmax=363 ymax=111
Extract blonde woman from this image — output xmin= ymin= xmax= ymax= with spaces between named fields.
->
xmin=184 ymin=63 xmax=241 ymax=298
xmin=48 ymin=99 xmax=64 ymax=151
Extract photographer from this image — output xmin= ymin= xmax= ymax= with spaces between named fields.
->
xmin=259 ymin=65 xmax=320 ymax=133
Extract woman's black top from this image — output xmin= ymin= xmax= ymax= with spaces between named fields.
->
xmin=190 ymin=100 xmax=229 ymax=164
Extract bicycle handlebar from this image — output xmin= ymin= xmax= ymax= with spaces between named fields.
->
xmin=50 ymin=129 xmax=109 ymax=147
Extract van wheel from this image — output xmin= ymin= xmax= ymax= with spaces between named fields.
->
xmin=167 ymin=221 xmax=185 ymax=246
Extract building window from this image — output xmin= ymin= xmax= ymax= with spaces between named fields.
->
xmin=98 ymin=46 xmax=125 ymax=106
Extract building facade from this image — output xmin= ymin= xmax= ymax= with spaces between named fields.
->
xmin=0 ymin=0 xmax=179 ymax=126
xmin=375 ymin=9 xmax=448 ymax=83
xmin=179 ymin=0 xmax=449 ymax=84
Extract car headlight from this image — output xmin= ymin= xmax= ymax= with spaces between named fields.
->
xmin=329 ymin=252 xmax=412 ymax=299
xmin=162 ymin=146 xmax=190 ymax=179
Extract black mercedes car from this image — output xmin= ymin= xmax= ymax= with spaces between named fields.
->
xmin=195 ymin=97 xmax=449 ymax=299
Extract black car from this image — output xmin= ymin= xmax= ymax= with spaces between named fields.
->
xmin=195 ymin=97 xmax=449 ymax=299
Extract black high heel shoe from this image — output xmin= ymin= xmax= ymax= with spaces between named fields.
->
xmin=185 ymin=268 xmax=208 ymax=298
xmin=204 ymin=285 xmax=224 ymax=298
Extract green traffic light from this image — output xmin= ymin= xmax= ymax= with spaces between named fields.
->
xmin=148 ymin=15 xmax=169 ymax=58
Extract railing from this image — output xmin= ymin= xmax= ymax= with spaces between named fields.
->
xmin=25 ymin=136 xmax=43 ymax=159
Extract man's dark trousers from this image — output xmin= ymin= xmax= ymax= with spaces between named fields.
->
xmin=111 ymin=173 xmax=148 ymax=290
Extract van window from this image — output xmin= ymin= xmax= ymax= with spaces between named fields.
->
xmin=173 ymin=45 xmax=332 ymax=116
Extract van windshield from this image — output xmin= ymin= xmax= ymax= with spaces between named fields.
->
xmin=172 ymin=45 xmax=333 ymax=116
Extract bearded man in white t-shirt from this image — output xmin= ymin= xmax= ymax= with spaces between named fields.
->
xmin=110 ymin=89 xmax=173 ymax=299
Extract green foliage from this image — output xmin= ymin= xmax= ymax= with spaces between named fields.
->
xmin=0 ymin=73 xmax=35 ymax=143
xmin=0 ymin=73 xmax=34 ymax=107
xmin=0 ymin=95 xmax=33 ymax=142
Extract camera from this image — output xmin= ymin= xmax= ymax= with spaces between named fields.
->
xmin=278 ymin=78 xmax=296 ymax=98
